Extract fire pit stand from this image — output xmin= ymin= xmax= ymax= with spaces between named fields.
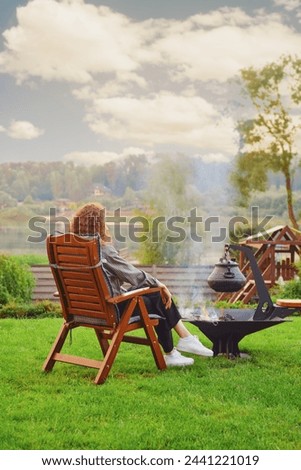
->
xmin=189 ymin=244 xmax=299 ymax=358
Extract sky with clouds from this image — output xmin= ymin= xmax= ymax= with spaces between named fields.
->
xmin=0 ymin=0 xmax=300 ymax=166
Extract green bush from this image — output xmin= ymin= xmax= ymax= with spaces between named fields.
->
xmin=0 ymin=254 xmax=35 ymax=305
xmin=0 ymin=300 xmax=62 ymax=319
xmin=272 ymin=261 xmax=301 ymax=301
xmin=0 ymin=284 xmax=10 ymax=305
xmin=273 ymin=278 xmax=301 ymax=300
xmin=213 ymin=300 xmax=257 ymax=310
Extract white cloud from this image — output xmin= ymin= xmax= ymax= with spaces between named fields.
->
xmin=0 ymin=0 xmax=153 ymax=84
xmin=273 ymin=0 xmax=301 ymax=11
xmin=5 ymin=120 xmax=44 ymax=140
xmin=122 ymin=147 xmax=151 ymax=157
xmin=63 ymin=147 xmax=152 ymax=166
xmin=83 ymin=92 xmax=237 ymax=153
xmin=196 ymin=153 xmax=231 ymax=164
xmin=295 ymin=128 xmax=301 ymax=152
xmin=1 ymin=1 xmax=300 ymax=86
xmin=63 ymin=150 xmax=122 ymax=166
xmin=155 ymin=13 xmax=301 ymax=83
xmin=0 ymin=0 xmax=300 ymax=156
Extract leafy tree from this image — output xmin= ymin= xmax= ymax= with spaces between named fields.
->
xmin=134 ymin=211 xmax=174 ymax=265
xmin=23 ymin=195 xmax=34 ymax=205
xmin=122 ymin=154 xmax=148 ymax=191
xmin=146 ymin=154 xmax=200 ymax=214
xmin=135 ymin=155 xmax=203 ymax=264
xmin=0 ymin=191 xmax=17 ymax=209
xmin=231 ymin=55 xmax=301 ymax=229
xmin=11 ymin=170 xmax=31 ymax=201
xmin=50 ymin=170 xmax=65 ymax=199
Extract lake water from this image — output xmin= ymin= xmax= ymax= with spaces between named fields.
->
xmin=0 ymin=225 xmax=225 ymax=263
xmin=0 ymin=227 xmax=47 ymax=254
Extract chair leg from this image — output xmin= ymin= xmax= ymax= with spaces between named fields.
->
xmin=94 ymin=299 xmax=137 ymax=384
xmin=43 ymin=323 xmax=70 ymax=372
xmin=138 ymin=298 xmax=167 ymax=370
xmin=94 ymin=329 xmax=110 ymax=355
xmin=94 ymin=323 xmax=128 ymax=384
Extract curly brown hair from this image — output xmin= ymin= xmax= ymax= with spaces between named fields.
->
xmin=71 ymin=203 xmax=111 ymax=243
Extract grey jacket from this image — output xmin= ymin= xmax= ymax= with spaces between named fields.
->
xmin=100 ymin=244 xmax=159 ymax=297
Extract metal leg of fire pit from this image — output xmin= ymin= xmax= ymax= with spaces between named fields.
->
xmin=213 ymin=334 xmax=242 ymax=358
xmin=191 ymin=319 xmax=250 ymax=359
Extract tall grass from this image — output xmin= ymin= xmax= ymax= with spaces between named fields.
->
xmin=0 ymin=318 xmax=301 ymax=450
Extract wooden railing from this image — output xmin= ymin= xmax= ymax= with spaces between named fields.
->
xmin=30 ymin=264 xmax=217 ymax=303
xmin=276 ymin=259 xmax=297 ymax=280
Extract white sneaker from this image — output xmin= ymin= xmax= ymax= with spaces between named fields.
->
xmin=177 ymin=335 xmax=213 ymax=357
xmin=164 ymin=348 xmax=194 ymax=367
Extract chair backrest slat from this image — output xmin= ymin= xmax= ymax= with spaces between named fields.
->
xmin=67 ymin=286 xmax=99 ymax=296
xmin=47 ymin=233 xmax=117 ymax=327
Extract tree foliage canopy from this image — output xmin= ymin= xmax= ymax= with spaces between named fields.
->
xmin=232 ymin=55 xmax=301 ymax=228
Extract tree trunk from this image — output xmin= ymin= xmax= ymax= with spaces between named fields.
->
xmin=284 ymin=172 xmax=299 ymax=230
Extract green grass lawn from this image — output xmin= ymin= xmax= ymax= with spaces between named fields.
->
xmin=0 ymin=317 xmax=301 ymax=450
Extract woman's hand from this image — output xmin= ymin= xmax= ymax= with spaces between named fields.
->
xmin=158 ymin=282 xmax=172 ymax=309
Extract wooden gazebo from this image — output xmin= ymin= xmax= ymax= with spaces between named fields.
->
xmin=218 ymin=225 xmax=301 ymax=304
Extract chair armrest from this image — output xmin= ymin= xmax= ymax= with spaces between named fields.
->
xmin=108 ymin=287 xmax=162 ymax=304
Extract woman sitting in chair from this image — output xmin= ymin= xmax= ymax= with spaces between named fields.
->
xmin=71 ymin=203 xmax=213 ymax=367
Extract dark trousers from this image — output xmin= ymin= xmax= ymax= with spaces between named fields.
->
xmin=119 ymin=292 xmax=181 ymax=353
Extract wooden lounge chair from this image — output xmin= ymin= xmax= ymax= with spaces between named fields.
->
xmin=43 ymin=233 xmax=166 ymax=384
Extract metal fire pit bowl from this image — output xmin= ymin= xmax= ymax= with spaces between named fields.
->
xmin=190 ymin=308 xmax=288 ymax=358
xmin=188 ymin=244 xmax=299 ymax=358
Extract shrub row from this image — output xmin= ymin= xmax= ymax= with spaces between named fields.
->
xmin=0 ymin=300 xmax=62 ymax=319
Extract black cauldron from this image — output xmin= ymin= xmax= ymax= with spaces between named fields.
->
xmin=207 ymin=244 xmax=246 ymax=293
